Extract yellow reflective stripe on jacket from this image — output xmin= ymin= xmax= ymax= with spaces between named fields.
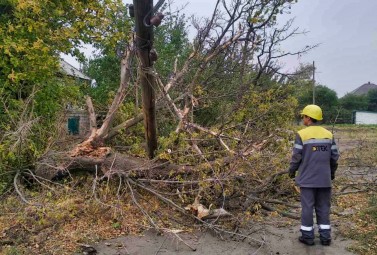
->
xmin=298 ymin=126 xmax=333 ymax=141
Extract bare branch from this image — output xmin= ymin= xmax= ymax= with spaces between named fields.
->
xmin=14 ymin=170 xmax=42 ymax=207
xmin=126 ymin=178 xmax=159 ymax=230
xmin=97 ymin=41 xmax=135 ymax=138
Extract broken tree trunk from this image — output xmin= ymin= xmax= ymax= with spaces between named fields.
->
xmin=70 ymin=42 xmax=135 ymax=157
xmin=35 ymin=151 xmax=195 ymax=181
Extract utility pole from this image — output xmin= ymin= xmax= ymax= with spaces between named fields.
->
xmin=133 ymin=0 xmax=157 ymax=158
xmin=312 ymin=61 xmax=315 ymax=104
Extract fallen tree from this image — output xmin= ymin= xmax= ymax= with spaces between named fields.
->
xmin=35 ymin=0 xmax=311 ymax=177
xmin=28 ymin=0 xmax=316 ymax=221
xmin=3 ymin=2 xmax=377 ymax=255
xmin=9 ymin=0 xmax=320 ymax=230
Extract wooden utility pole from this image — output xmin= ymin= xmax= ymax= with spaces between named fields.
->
xmin=312 ymin=61 xmax=315 ymax=104
xmin=133 ymin=0 xmax=157 ymax=158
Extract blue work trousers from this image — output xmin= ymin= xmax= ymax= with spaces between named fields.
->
xmin=300 ymin=187 xmax=332 ymax=241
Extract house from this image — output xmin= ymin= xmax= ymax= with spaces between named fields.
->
xmin=350 ymin=81 xmax=377 ymax=96
xmin=339 ymin=82 xmax=377 ymax=124
xmin=353 ymin=111 xmax=377 ymax=125
xmin=59 ymin=59 xmax=92 ymax=137
xmin=59 ymin=59 xmax=92 ymax=82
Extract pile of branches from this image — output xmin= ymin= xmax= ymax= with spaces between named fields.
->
xmin=10 ymin=0 xmax=316 ymax=245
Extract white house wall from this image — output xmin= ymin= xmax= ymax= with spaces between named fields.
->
xmin=355 ymin=111 xmax=377 ymax=124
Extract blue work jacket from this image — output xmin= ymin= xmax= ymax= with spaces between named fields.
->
xmin=289 ymin=125 xmax=340 ymax=187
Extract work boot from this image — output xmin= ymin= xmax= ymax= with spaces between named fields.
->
xmin=318 ymin=225 xmax=331 ymax=246
xmin=299 ymin=228 xmax=315 ymax=246
xmin=320 ymin=239 xmax=331 ymax=246
xmin=299 ymin=236 xmax=315 ymax=246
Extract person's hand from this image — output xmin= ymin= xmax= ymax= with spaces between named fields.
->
xmin=289 ymin=171 xmax=296 ymax=179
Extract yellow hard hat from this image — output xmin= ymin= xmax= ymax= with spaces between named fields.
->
xmin=301 ymin=104 xmax=323 ymax=120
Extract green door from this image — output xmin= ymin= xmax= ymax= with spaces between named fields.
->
xmin=68 ymin=117 xmax=80 ymax=135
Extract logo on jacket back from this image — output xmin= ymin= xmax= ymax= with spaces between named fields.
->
xmin=312 ymin=145 xmax=328 ymax=152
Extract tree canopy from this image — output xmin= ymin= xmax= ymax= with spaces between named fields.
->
xmin=0 ymin=0 xmax=130 ymax=192
xmin=367 ymin=89 xmax=377 ymax=112
xmin=0 ymin=0 xmax=129 ymax=97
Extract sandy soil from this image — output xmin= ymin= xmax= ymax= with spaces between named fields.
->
xmin=88 ymin=224 xmax=355 ymax=255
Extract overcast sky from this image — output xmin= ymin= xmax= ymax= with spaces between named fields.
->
xmin=65 ymin=0 xmax=377 ymax=97
xmin=182 ymin=0 xmax=377 ymax=97
xmin=277 ymin=0 xmax=377 ymax=97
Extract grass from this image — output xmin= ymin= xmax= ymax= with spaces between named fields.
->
xmin=331 ymin=125 xmax=377 ymax=255
xmin=338 ymin=194 xmax=377 ymax=255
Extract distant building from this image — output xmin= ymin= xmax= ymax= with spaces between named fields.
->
xmin=350 ymin=81 xmax=377 ymax=96
xmin=353 ymin=111 xmax=377 ymax=125
xmin=59 ymin=59 xmax=91 ymax=82
xmin=59 ymin=59 xmax=92 ymax=137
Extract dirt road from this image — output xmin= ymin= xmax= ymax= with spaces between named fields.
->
xmin=90 ymin=223 xmax=355 ymax=255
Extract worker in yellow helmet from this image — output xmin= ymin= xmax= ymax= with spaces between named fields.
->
xmin=288 ymin=104 xmax=339 ymax=246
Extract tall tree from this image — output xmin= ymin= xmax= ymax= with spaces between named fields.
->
xmin=296 ymin=85 xmax=338 ymax=123
xmin=367 ymin=89 xmax=377 ymax=112
xmin=0 ymin=0 xmax=129 ymax=95
xmin=0 ymin=0 xmax=130 ymax=191
xmin=338 ymin=93 xmax=368 ymax=123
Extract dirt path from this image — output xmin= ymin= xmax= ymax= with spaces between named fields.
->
xmin=89 ymin=223 xmax=355 ymax=255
